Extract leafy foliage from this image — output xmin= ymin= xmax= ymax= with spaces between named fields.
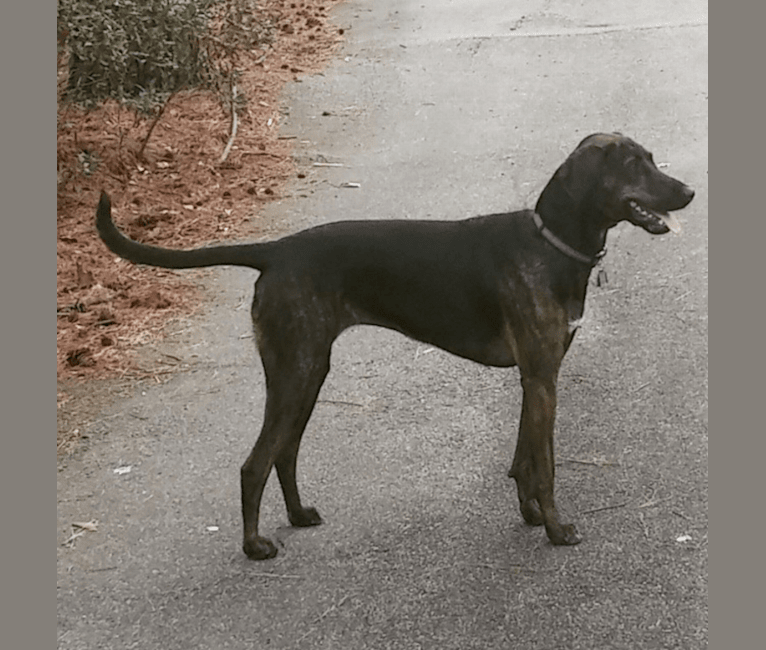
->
xmin=58 ymin=0 xmax=217 ymax=113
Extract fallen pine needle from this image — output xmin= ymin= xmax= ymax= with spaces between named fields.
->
xmin=296 ymin=595 xmax=350 ymax=643
xmin=638 ymin=496 xmax=673 ymax=508
xmin=317 ymin=399 xmax=364 ymax=408
xmin=581 ymin=500 xmax=631 ymax=515
xmin=316 ymin=595 xmax=349 ymax=622
xmin=473 ymin=562 xmax=545 ymax=573
xmin=562 ymin=457 xmax=619 ymax=467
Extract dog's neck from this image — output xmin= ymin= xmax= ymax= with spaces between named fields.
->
xmin=534 ymin=185 xmax=609 ymax=266
xmin=532 ymin=212 xmax=606 ymax=266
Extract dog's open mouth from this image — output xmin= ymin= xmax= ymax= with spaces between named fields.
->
xmin=628 ymin=200 xmax=682 ymax=234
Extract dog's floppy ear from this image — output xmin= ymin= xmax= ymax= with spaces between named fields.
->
xmin=536 ymin=133 xmax=621 ymax=212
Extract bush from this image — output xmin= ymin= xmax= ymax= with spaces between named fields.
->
xmin=58 ymin=0 xmax=214 ymax=113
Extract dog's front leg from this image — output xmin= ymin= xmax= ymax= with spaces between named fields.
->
xmin=509 ymin=374 xmax=582 ymax=545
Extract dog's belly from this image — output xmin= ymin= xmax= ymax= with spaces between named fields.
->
xmin=353 ymin=309 xmax=517 ymax=368
xmin=339 ymin=270 xmax=518 ymax=367
xmin=448 ymin=337 xmax=517 ymax=367
xmin=411 ymin=330 xmax=517 ymax=367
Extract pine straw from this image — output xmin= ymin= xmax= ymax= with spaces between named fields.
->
xmin=57 ymin=0 xmax=344 ymax=383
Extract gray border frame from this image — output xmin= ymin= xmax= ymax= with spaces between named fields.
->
xmin=5 ymin=4 xmax=52 ymax=649
xmin=710 ymin=1 xmax=757 ymax=647
xmin=44 ymin=1 xmax=720 ymax=648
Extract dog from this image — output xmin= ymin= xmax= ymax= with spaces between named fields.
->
xmin=96 ymin=133 xmax=694 ymax=560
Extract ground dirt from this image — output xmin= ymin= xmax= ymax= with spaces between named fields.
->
xmin=57 ymin=0 xmax=344 ymax=455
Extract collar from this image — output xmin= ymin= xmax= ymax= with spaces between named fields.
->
xmin=532 ymin=212 xmax=606 ymax=267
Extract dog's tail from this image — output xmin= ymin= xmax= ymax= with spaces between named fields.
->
xmin=96 ymin=191 xmax=274 ymax=271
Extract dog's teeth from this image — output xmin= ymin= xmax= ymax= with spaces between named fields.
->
xmin=631 ymin=199 xmax=681 ymax=233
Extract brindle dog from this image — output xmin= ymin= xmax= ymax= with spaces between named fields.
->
xmin=96 ymin=133 xmax=694 ymax=560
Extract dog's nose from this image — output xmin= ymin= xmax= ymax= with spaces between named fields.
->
xmin=683 ymin=185 xmax=695 ymax=202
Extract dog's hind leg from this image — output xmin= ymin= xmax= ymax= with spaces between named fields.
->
xmin=274 ymin=394 xmax=326 ymax=529
xmin=240 ymin=340 xmax=331 ymax=560
xmin=240 ymin=286 xmax=334 ymax=560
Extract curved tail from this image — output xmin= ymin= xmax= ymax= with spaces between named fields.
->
xmin=96 ymin=191 xmax=274 ymax=271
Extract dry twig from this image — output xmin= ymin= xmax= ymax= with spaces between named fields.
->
xmin=219 ymin=83 xmax=239 ymax=163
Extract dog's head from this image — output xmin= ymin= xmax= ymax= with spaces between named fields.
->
xmin=540 ymin=132 xmax=695 ymax=235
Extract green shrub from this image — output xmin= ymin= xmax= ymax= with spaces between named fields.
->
xmin=58 ymin=0 xmax=215 ymax=113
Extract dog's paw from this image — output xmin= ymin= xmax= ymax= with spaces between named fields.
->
xmin=546 ymin=523 xmax=582 ymax=546
xmin=289 ymin=506 xmax=323 ymax=528
xmin=243 ymin=535 xmax=279 ymax=560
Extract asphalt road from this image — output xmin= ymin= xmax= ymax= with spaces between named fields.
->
xmin=57 ymin=1 xmax=708 ymax=648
